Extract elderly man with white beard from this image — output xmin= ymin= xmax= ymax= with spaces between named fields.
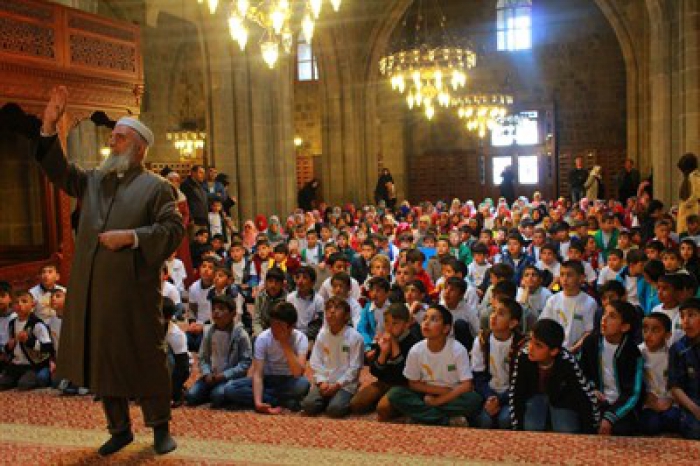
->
xmin=34 ymin=86 xmax=185 ymax=456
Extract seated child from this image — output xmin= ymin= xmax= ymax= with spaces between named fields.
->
xmin=0 ymin=291 xmax=54 ymax=390
xmin=0 ymin=282 xmax=16 ymax=373
xmin=467 ymin=243 xmax=491 ymax=289
xmin=330 ymin=272 xmax=363 ymax=327
xmin=223 ymin=302 xmax=310 ymax=413
xmin=471 ymin=297 xmax=525 ymax=429
xmin=405 ymin=249 xmax=434 ymax=296
xmin=638 ymin=312 xmax=680 ymax=435
xmin=497 ymin=233 xmax=535 ymax=286
xmin=597 ymin=249 xmax=624 ymax=289
xmin=645 ymin=240 xmax=665 ymax=261
xmin=652 ymin=274 xmax=683 ymax=345
xmin=286 ymin=266 xmax=325 ymax=341
xmin=190 ymin=228 xmax=210 ymax=269
xmin=441 ymin=277 xmax=480 ymax=351
xmin=350 ymin=303 xmax=420 ymax=420
xmin=509 ymin=319 xmax=599 ymax=433
xmin=29 ymin=264 xmax=66 ymax=321
xmin=540 ymin=260 xmax=597 ymax=353
xmin=640 ymin=259 xmax=664 ymax=314
xmin=166 ymin=252 xmax=187 ymax=295
xmin=427 ymin=237 xmax=452 ymax=284
xmin=668 ymin=297 xmax=700 ymax=439
xmin=162 ymin=298 xmax=189 ymax=407
xmin=185 ymin=295 xmax=251 ymax=407
xmin=318 ymin=253 xmax=361 ymax=301
xmin=387 ymin=305 xmax=482 ymax=426
xmin=536 ymin=243 xmax=561 ymax=291
xmin=567 ymin=241 xmax=598 ymax=288
xmin=516 ymin=265 xmax=552 ymax=333
xmin=302 ymin=297 xmax=364 ymax=418
xmin=186 ymin=257 xmax=216 ymax=351
xmin=616 ymin=249 xmax=647 ymax=308
xmin=301 ymin=230 xmax=324 ymax=266
xmin=478 ymin=263 xmax=515 ymax=326
xmin=253 ymin=267 xmax=288 ymax=337
xmin=228 ymin=240 xmax=257 ymax=304
xmin=358 ymin=277 xmax=392 ymax=350
xmin=161 ymin=265 xmax=183 ymax=319
xmin=579 ymin=301 xmax=643 ymax=436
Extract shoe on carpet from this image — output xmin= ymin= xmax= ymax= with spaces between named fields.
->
xmin=448 ymin=416 xmax=469 ymax=427
xmin=154 ymin=424 xmax=177 ymax=455
xmin=98 ymin=431 xmax=134 ymax=456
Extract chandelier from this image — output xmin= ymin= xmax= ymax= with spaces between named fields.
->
xmin=167 ymin=128 xmax=206 ymax=160
xmin=199 ymin=0 xmax=343 ymax=69
xmin=455 ymin=93 xmax=514 ymax=138
xmin=379 ymin=0 xmax=476 ymax=120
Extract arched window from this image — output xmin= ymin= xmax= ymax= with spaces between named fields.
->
xmin=297 ymin=36 xmax=319 ymax=81
xmin=496 ymin=0 xmax=532 ymax=51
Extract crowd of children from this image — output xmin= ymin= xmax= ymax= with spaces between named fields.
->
xmin=2 ymin=192 xmax=700 ymax=441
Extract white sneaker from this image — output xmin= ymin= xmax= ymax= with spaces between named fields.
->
xmin=448 ymin=416 xmax=469 ymax=427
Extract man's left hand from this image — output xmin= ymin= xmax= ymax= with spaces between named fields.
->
xmin=98 ymin=230 xmax=135 ymax=251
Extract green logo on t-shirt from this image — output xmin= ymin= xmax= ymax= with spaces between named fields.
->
xmin=447 ymin=364 xmax=456 ymax=372
xmin=342 ymin=345 xmax=349 ymax=353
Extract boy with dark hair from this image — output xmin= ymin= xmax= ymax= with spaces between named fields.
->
xmin=0 ymin=282 xmax=16 ymax=372
xmin=190 ymin=228 xmax=210 ymax=269
xmin=0 ymin=291 xmax=54 ymax=390
xmin=594 ymin=213 xmax=619 ymax=262
xmin=29 ymin=264 xmax=65 ymax=321
xmin=661 ymin=248 xmax=684 ymax=274
xmin=641 ymin=259 xmax=664 ymax=313
xmin=351 ymin=239 xmax=376 ymax=284
xmin=224 ymin=302 xmax=310 ymax=413
xmin=228 ymin=240 xmax=257 ymax=304
xmin=479 ymin=263 xmax=515 ymax=327
xmin=597 ymin=249 xmax=625 ymax=288
xmin=553 ymin=222 xmax=572 ymax=259
xmin=357 ymin=277 xmax=392 ymax=349
xmin=186 ymin=257 xmax=217 ymax=351
xmin=566 ymin=241 xmax=597 ymax=287
xmin=427 ymin=237 xmax=452 ymax=284
xmin=540 ymin=260 xmax=597 ymax=353
xmin=536 ymin=243 xmax=561 ymax=290
xmin=615 ymin=249 xmax=647 ymax=308
xmin=516 ymin=265 xmax=552 ymax=333
xmin=186 ymin=295 xmax=251 ymax=407
xmin=652 ymin=274 xmax=684 ymax=345
xmin=253 ymin=267 xmax=288 ymax=337
xmin=319 ymin=253 xmax=361 ymax=301
xmin=471 ymin=297 xmax=525 ymax=429
xmin=497 ymin=233 xmax=535 ymax=286
xmin=252 ymin=238 xmax=275 ymax=294
xmin=442 ymin=276 xmax=479 ymax=351
xmin=330 ymin=272 xmax=363 ymax=327
xmin=638 ymin=312 xmax=680 ymax=435
xmin=301 ymin=229 xmax=324 ymax=266
xmin=350 ymin=303 xmax=420 ymax=420
xmin=579 ymin=301 xmax=643 ymax=435
xmin=468 ymin=242 xmax=491 ymax=289
xmin=406 ymin=248 xmax=434 ymax=296
xmin=645 ymin=240 xmax=666 ymax=261
xmin=302 ymin=297 xmax=364 ymax=418
xmin=668 ymin=297 xmax=700 ymax=439
xmin=286 ymin=266 xmax=325 ymax=341
xmin=509 ymin=319 xmax=599 ymax=433
xmin=387 ymin=305 xmax=482 ymax=426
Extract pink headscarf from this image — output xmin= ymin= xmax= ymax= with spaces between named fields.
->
xmin=242 ymin=220 xmax=258 ymax=250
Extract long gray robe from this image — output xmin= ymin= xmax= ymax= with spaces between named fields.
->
xmin=35 ymin=136 xmax=184 ymax=397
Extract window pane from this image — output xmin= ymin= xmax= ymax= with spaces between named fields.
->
xmin=496 ymin=4 xmax=531 ymax=51
xmin=492 ymin=123 xmax=515 ymax=147
xmin=516 ymin=112 xmax=539 ymax=145
xmin=298 ymin=42 xmax=312 ymax=61
xmin=298 ymin=62 xmax=313 ymax=81
xmin=518 ymin=155 xmax=539 ymax=184
xmin=492 ymin=157 xmax=512 ymax=185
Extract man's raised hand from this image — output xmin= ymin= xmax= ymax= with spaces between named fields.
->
xmin=42 ymin=86 xmax=68 ymax=135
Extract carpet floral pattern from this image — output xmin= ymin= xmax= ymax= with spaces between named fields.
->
xmin=0 ymin=391 xmax=698 ymax=465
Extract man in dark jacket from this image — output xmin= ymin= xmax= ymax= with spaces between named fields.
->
xmin=569 ymin=156 xmax=588 ymax=205
xmin=180 ymin=164 xmax=209 ymax=237
xmin=618 ymin=159 xmax=641 ymax=205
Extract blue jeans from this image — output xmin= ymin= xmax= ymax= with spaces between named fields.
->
xmin=475 ymin=404 xmax=511 ymax=429
xmin=185 ymin=377 xmax=228 ymax=407
xmin=680 ymin=408 xmax=700 ymax=440
xmin=222 ymin=375 xmax=310 ymax=409
xmin=523 ymin=394 xmax=581 ymax=433
xmin=639 ymin=406 xmax=681 ymax=435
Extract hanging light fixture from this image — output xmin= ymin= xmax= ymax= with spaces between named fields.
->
xmin=200 ymin=0 xmax=345 ymax=70
xmin=454 ymin=92 xmax=514 ymax=138
xmin=379 ymin=0 xmax=476 ymax=120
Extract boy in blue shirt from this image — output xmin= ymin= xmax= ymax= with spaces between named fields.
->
xmin=669 ymin=297 xmax=700 ymax=439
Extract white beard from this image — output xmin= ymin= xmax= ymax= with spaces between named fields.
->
xmin=99 ymin=144 xmax=137 ymax=175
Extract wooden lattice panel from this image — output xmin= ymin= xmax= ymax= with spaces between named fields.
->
xmin=296 ymin=156 xmax=314 ymax=189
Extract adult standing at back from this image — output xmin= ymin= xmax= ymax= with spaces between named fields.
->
xmin=35 ymin=86 xmax=184 ymax=455
xmin=204 ymin=166 xmax=227 ymax=203
xmin=618 ymin=158 xmax=640 ymax=205
xmin=569 ymin=156 xmax=588 ymax=204
xmin=180 ymin=164 xmax=209 ymax=237
xmin=374 ymin=168 xmax=394 ymax=206
xmin=499 ymin=165 xmax=516 ymax=206
xmin=584 ymin=165 xmax=604 ymax=200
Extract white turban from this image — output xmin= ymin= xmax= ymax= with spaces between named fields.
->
xmin=116 ymin=117 xmax=154 ymax=147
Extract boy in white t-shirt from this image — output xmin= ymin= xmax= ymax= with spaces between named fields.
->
xmin=161 ymin=298 xmax=190 ymax=407
xmin=161 ymin=266 xmax=183 ymax=319
xmin=302 ymin=297 xmax=364 ymax=418
xmin=536 ymin=244 xmax=561 ymax=291
xmin=0 ymin=282 xmax=17 ymax=372
xmin=29 ymin=264 xmax=66 ymax=321
xmin=387 ymin=305 xmax=482 ymax=426
xmin=471 ymin=297 xmax=524 ymax=429
xmin=651 ymin=274 xmax=684 ymax=346
xmin=516 ymin=265 xmax=552 ymax=333
xmin=539 ymin=260 xmax=597 ymax=353
xmin=597 ymin=249 xmax=624 ymax=290
xmin=638 ymin=312 xmax=680 ymax=435
xmin=166 ymin=252 xmax=187 ymax=295
xmin=186 ymin=258 xmax=216 ymax=352
xmin=223 ymin=302 xmax=310 ymax=413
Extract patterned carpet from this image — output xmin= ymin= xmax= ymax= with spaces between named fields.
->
xmin=0 ymin=391 xmax=698 ymax=465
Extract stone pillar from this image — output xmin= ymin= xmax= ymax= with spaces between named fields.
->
xmin=680 ymin=0 xmax=700 ymax=157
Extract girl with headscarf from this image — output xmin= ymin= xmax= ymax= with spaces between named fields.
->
xmin=242 ymin=220 xmax=258 ymax=251
xmin=267 ymin=216 xmax=285 ymax=245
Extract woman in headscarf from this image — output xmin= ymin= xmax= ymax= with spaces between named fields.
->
xmin=165 ymin=171 xmax=194 ymax=283
xmin=374 ymin=168 xmax=394 ymax=205
xmin=584 ymin=165 xmax=604 ymax=200
xmin=298 ymin=178 xmax=320 ymax=212
xmin=267 ymin=215 xmax=285 ymax=245
xmin=241 ymin=220 xmax=258 ymax=251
